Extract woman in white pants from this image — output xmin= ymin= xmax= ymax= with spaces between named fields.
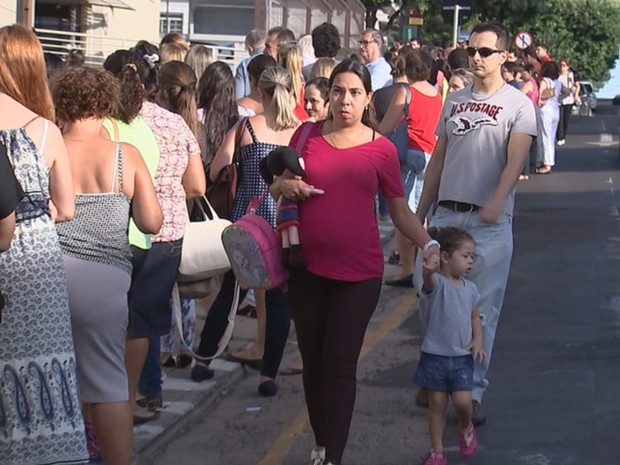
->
xmin=538 ymin=61 xmax=562 ymax=174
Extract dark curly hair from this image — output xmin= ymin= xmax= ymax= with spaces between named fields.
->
xmin=51 ymin=67 xmax=119 ymax=122
xmin=103 ymin=50 xmax=149 ymax=123
xmin=131 ymin=40 xmax=160 ymax=101
xmin=197 ymin=61 xmax=238 ymax=165
xmin=311 ymin=23 xmax=340 ymax=58
xmin=427 ymin=226 xmax=474 ymax=255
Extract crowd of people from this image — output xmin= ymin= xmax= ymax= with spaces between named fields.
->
xmin=0 ymin=16 xmax=570 ymax=465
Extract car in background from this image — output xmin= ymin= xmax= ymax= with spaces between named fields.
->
xmin=578 ymin=80 xmax=598 ymax=114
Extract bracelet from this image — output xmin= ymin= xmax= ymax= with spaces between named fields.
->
xmin=423 ymin=239 xmax=440 ymax=253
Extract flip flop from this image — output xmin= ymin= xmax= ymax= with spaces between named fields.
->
xmin=280 ymin=367 xmax=303 ymax=376
xmin=385 ymin=274 xmax=414 ymax=288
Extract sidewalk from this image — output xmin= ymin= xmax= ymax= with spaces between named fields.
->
xmin=133 ymin=219 xmax=396 ymax=458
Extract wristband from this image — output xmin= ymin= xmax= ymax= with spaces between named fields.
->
xmin=423 ymin=239 xmax=440 ymax=253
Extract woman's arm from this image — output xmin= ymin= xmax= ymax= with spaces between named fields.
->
xmin=124 ymin=143 xmax=163 ymax=234
xmin=0 ymin=213 xmax=16 ymax=252
xmin=209 ymin=122 xmax=240 ymax=183
xmin=44 ymin=123 xmax=75 ymax=222
xmin=378 ymin=87 xmax=407 ymax=136
xmin=182 ymin=153 xmax=206 ymax=199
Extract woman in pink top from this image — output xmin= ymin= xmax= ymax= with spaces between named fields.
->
xmin=271 ymin=58 xmax=439 ymax=465
xmin=379 ymin=49 xmax=443 ymax=287
xmin=520 ymin=63 xmax=542 ymax=179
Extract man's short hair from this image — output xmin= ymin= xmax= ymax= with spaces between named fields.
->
xmin=447 ymin=47 xmax=469 ymax=71
xmin=470 ymin=21 xmax=509 ymax=51
xmin=268 ymin=26 xmax=295 ymax=45
xmin=362 ymin=28 xmax=384 ymax=48
xmin=311 ymin=23 xmax=340 ymax=58
xmin=245 ymin=29 xmax=266 ymax=49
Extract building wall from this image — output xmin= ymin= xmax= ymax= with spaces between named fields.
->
xmin=0 ymin=1 xmax=17 ymax=26
xmin=87 ymin=1 xmax=160 ymax=48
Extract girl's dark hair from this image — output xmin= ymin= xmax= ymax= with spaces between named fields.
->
xmin=103 ymin=50 xmax=149 ymax=123
xmin=158 ymin=61 xmax=199 ymax=137
xmin=132 ymin=40 xmax=160 ymax=100
xmin=541 ymin=61 xmax=560 ymax=80
xmin=305 ymin=77 xmax=329 ymax=102
xmin=197 ymin=61 xmax=238 ymax=165
xmin=428 ymin=226 xmax=474 ymax=255
xmin=328 ymin=58 xmax=372 ymax=126
xmin=44 ymin=52 xmax=63 ymax=79
xmin=406 ymin=49 xmax=433 ymax=83
xmin=247 ymin=54 xmax=277 ymax=85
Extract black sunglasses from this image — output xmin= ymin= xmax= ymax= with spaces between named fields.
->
xmin=466 ymin=47 xmax=503 ymax=58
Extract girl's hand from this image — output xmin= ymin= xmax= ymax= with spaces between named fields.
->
xmin=279 ymin=178 xmax=324 ymax=201
xmin=422 ymin=253 xmax=440 ymax=276
xmin=467 ymin=339 xmax=487 ymax=363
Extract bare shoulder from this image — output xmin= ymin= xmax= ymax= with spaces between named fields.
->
xmin=119 ymin=141 xmax=143 ymax=165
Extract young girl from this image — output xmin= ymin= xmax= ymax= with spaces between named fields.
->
xmin=414 ymin=226 xmax=486 ymax=465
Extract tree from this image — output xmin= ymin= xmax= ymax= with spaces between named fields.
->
xmin=470 ymin=0 xmax=620 ymax=85
xmin=361 ymin=0 xmax=393 ymax=29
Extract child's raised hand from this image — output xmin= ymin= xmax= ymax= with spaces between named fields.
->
xmin=422 ymin=253 xmax=440 ymax=275
xmin=467 ymin=339 xmax=487 ymax=363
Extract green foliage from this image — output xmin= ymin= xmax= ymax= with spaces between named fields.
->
xmin=471 ymin=0 xmax=620 ymax=85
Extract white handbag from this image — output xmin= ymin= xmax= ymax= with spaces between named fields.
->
xmin=177 ymin=196 xmax=232 ymax=297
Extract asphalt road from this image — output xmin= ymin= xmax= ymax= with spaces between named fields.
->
xmin=144 ymin=102 xmax=620 ymax=465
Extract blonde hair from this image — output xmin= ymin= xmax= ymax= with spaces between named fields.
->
xmin=185 ymin=45 xmax=214 ymax=82
xmin=277 ymin=43 xmax=303 ymax=103
xmin=309 ymin=57 xmax=337 ymax=80
xmin=160 ymin=43 xmax=188 ymax=65
xmin=0 ymin=25 xmax=55 ymax=120
xmin=258 ymin=66 xmax=298 ymax=130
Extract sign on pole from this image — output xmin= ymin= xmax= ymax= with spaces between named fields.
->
xmin=513 ymin=31 xmax=534 ymax=50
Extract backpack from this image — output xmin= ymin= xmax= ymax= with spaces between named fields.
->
xmin=221 ymin=193 xmax=288 ymax=289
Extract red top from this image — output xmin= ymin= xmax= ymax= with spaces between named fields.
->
xmin=294 ymin=84 xmax=309 ymax=121
xmin=290 ymin=122 xmax=404 ymax=281
xmin=406 ymin=86 xmax=443 ymax=154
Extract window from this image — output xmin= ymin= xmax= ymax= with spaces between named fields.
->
xmin=160 ymin=13 xmax=183 ymax=35
xmin=193 ymin=4 xmax=253 ymax=36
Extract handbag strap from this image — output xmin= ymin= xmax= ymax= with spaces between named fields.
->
xmin=171 ymin=281 xmax=240 ymax=362
xmin=403 ymin=86 xmax=411 ymax=119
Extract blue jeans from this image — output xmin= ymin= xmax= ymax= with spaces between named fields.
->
xmin=414 ymin=206 xmax=513 ymax=402
xmin=139 ymin=334 xmax=162 ymax=397
xmin=401 ymin=150 xmax=431 ymax=213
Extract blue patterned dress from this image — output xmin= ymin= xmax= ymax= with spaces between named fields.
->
xmin=0 ymin=127 xmax=88 ymax=464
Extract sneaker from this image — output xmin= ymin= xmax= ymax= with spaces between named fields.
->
xmin=472 ymin=400 xmax=486 ymax=426
xmin=459 ymin=422 xmax=479 ymax=457
xmin=423 ymin=449 xmax=447 ymax=465
xmin=557 ymin=139 xmax=566 ymax=146
xmin=415 ymin=387 xmax=429 ymax=408
xmin=309 ymin=447 xmax=325 ymax=465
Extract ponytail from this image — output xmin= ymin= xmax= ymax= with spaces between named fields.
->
xmin=259 ymin=66 xmax=298 ymax=131
xmin=278 ymin=43 xmax=303 ymax=103
xmin=116 ymin=64 xmax=146 ymax=123
xmin=175 ymin=84 xmax=199 ymax=137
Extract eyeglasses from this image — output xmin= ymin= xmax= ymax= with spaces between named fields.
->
xmin=466 ymin=47 xmax=503 ymax=58
xmin=358 ymin=40 xmax=378 ymax=46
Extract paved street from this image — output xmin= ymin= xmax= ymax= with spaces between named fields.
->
xmin=137 ymin=102 xmax=620 ymax=465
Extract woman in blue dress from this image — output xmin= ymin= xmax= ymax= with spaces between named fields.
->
xmin=0 ymin=25 xmax=88 ymax=465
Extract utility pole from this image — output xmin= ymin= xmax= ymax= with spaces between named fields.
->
xmin=17 ymin=0 xmax=35 ymax=28
xmin=452 ymin=4 xmax=460 ymax=47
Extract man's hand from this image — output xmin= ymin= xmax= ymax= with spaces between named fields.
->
xmin=479 ymin=198 xmax=502 ymax=224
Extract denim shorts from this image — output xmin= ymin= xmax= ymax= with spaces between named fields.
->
xmin=414 ymin=352 xmax=474 ymax=392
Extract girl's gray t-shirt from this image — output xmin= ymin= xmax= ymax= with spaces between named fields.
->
xmin=420 ymin=274 xmax=480 ymax=357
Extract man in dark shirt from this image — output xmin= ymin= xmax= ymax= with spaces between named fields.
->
xmin=0 ymin=143 xmax=24 ymax=252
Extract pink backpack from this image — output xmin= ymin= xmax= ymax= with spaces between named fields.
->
xmin=221 ymin=194 xmax=288 ymax=289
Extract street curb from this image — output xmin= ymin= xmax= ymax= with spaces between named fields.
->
xmin=134 ymin=359 xmax=246 ymax=463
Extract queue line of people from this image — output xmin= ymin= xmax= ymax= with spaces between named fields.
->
xmin=0 ymin=18 xmax=543 ymax=465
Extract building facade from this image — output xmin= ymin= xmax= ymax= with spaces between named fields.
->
xmin=1 ymin=1 xmax=159 ymax=65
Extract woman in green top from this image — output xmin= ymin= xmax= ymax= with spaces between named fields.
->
xmin=103 ymin=50 xmax=162 ymax=426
